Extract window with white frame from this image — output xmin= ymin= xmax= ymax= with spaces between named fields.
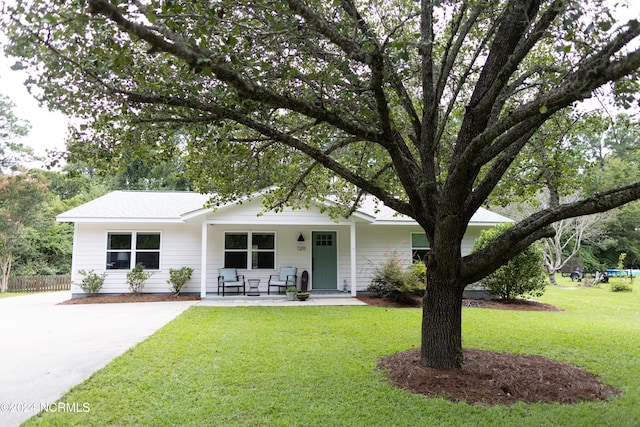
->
xmin=106 ymin=232 xmax=161 ymax=270
xmin=411 ymin=233 xmax=430 ymax=263
xmin=224 ymin=232 xmax=275 ymax=269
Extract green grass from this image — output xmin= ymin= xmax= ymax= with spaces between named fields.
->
xmin=25 ymin=282 xmax=640 ymax=426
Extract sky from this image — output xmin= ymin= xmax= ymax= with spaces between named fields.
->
xmin=0 ymin=1 xmax=638 ymax=170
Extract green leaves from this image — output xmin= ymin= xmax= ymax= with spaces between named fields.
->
xmin=472 ymin=223 xmax=547 ymax=300
xmin=9 ymin=61 xmax=25 ymax=71
xmin=0 ymin=95 xmax=34 ymax=171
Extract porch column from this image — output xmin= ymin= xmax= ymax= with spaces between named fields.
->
xmin=200 ymin=221 xmax=208 ymax=298
xmin=350 ymin=220 xmax=357 ymax=296
xmin=70 ymin=223 xmax=80 ymax=292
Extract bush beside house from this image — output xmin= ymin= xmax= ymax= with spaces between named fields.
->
xmin=472 ymin=223 xmax=546 ymax=300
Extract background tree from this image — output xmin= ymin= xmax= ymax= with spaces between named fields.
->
xmin=0 ymin=94 xmax=34 ymax=171
xmin=490 ymin=109 xmax=613 ymax=285
xmin=63 ymin=132 xmax=193 ymax=190
xmin=0 ymin=169 xmax=48 ymax=292
xmin=9 ymin=169 xmax=88 ymax=277
xmin=3 ymin=0 xmax=640 ymax=369
xmin=580 ymin=113 xmax=640 ymax=269
xmin=499 ymin=191 xmax=611 ymax=285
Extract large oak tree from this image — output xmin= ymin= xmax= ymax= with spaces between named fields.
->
xmin=3 ymin=0 xmax=640 ymax=368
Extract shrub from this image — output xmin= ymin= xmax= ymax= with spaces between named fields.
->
xmin=610 ymin=280 xmax=632 ymax=292
xmin=367 ymin=252 xmax=425 ymax=303
xmin=404 ymin=261 xmax=427 ymax=291
xmin=127 ymin=263 xmax=153 ymax=293
xmin=472 ymin=223 xmax=546 ymax=300
xmin=367 ymin=251 xmax=404 ymax=297
xmin=167 ymin=267 xmax=194 ymax=295
xmin=610 ymin=253 xmax=633 ymax=292
xmin=76 ymin=269 xmax=106 ymax=296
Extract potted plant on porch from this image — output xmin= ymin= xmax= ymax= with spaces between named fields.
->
xmin=296 ymin=291 xmax=310 ymax=301
xmin=286 ymin=286 xmax=297 ymax=301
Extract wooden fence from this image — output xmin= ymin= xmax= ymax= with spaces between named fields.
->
xmin=7 ymin=275 xmax=71 ymax=293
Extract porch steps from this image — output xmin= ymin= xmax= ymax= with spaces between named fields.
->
xmin=199 ymin=292 xmax=365 ymax=306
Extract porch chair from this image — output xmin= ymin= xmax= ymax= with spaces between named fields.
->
xmin=217 ymin=268 xmax=246 ymax=296
xmin=268 ymin=266 xmax=298 ymax=294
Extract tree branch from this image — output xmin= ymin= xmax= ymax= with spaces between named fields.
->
xmin=86 ymin=0 xmax=385 ymax=145
xmin=462 ymin=182 xmax=640 ymax=281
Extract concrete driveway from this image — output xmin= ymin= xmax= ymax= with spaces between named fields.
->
xmin=0 ymin=292 xmax=197 ymax=427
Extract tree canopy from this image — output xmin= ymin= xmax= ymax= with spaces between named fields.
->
xmin=3 ymin=0 xmax=640 ymax=369
xmin=0 ymin=94 xmax=34 ymax=171
xmin=0 ymin=169 xmax=48 ymax=292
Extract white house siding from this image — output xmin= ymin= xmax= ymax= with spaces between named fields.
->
xmin=206 ymin=197 xmax=348 ymax=225
xmin=354 ymin=224 xmax=487 ymax=291
xmin=199 ymin=199 xmax=357 ymax=294
xmin=355 ymin=224 xmax=417 ymax=291
xmin=70 ymin=222 xmax=202 ymax=296
xmin=203 ymin=223 xmax=353 ymax=294
xmin=63 ymin=192 xmax=506 ymax=297
xmin=462 ymin=227 xmax=483 ymax=255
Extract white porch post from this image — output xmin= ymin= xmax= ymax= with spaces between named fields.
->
xmin=200 ymin=221 xmax=208 ymax=298
xmin=350 ymin=220 xmax=357 ymax=296
xmin=70 ymin=223 xmax=80 ymax=294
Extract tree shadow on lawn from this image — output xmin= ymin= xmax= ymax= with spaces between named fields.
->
xmin=358 ymin=294 xmax=620 ymax=406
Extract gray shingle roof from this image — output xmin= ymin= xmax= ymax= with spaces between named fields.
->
xmin=57 ymin=190 xmax=511 ymax=225
xmin=356 ymin=195 xmax=512 ymax=225
xmin=56 ymin=191 xmax=211 ymax=223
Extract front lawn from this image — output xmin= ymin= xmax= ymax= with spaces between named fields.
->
xmin=26 ymin=285 xmax=640 ymax=426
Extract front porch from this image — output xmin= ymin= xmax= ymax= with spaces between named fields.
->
xmin=200 ymin=291 xmax=365 ymax=306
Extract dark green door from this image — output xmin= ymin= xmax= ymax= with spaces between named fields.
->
xmin=312 ymin=231 xmax=337 ymax=290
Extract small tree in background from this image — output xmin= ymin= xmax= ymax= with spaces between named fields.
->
xmin=610 ymin=253 xmax=633 ymax=292
xmin=473 ymin=224 xmax=546 ymax=300
xmin=0 ymin=170 xmax=48 ymax=292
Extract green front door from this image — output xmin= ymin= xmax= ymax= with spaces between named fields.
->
xmin=312 ymin=231 xmax=337 ymax=290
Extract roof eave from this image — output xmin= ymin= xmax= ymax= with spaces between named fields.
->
xmin=56 ymin=217 xmax=185 ymax=224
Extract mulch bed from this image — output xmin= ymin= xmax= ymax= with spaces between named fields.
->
xmin=360 ymin=294 xmax=619 ymax=406
xmin=379 ymin=348 xmax=620 ymax=406
xmin=356 ymin=294 xmax=562 ymax=311
xmin=59 ymin=293 xmax=200 ymax=305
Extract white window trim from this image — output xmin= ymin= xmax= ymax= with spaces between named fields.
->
xmin=410 ymin=232 xmax=430 ymax=262
xmin=106 ymin=231 xmax=162 ymax=271
xmin=224 ymin=231 xmax=277 ymax=270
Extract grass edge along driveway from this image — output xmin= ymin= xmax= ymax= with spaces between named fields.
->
xmin=25 ymin=285 xmax=640 ymax=426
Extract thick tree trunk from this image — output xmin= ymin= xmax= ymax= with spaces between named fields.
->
xmin=421 ymin=268 xmax=465 ymax=369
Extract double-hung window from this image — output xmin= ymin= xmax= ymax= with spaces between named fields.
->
xmin=224 ymin=232 xmax=275 ymax=269
xmin=411 ymin=233 xmax=430 ymax=263
xmin=106 ymin=232 xmax=161 ymax=270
